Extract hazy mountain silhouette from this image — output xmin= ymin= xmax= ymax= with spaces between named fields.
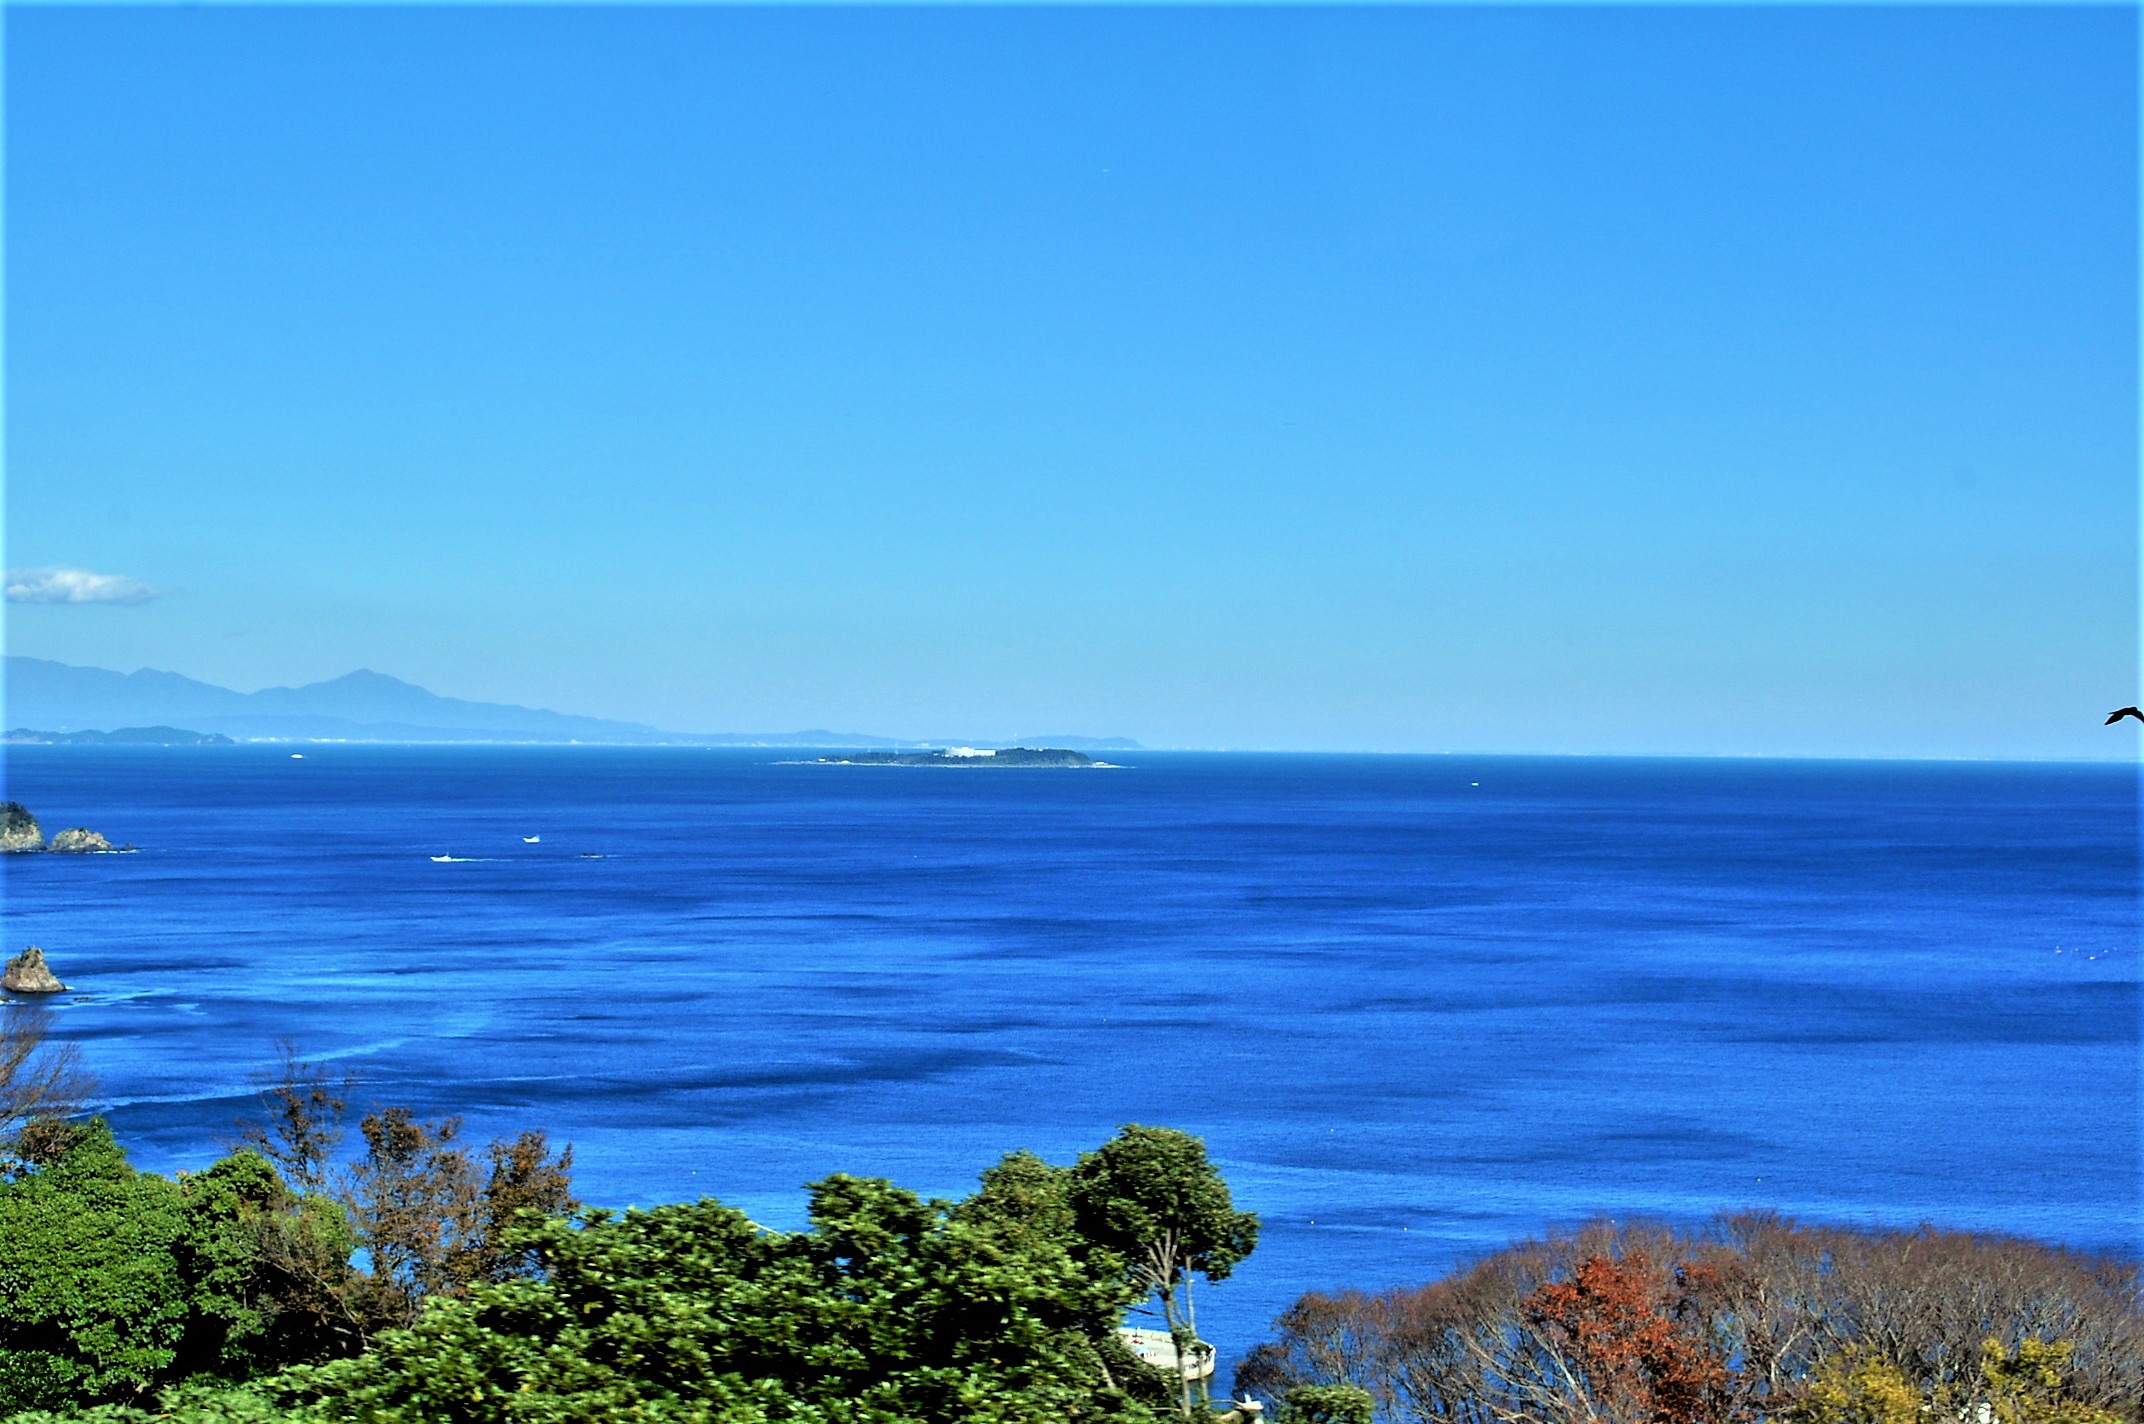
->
xmin=1 ymin=657 xmax=1138 ymax=749
xmin=4 ymin=657 xmax=867 ymax=744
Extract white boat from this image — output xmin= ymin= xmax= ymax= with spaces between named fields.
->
xmin=1118 ymin=1328 xmax=1214 ymax=1383
xmin=523 ymin=835 xmax=541 ymax=843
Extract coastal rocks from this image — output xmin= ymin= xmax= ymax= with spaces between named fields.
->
xmin=0 ymin=802 xmax=42 ymax=853
xmin=2 ymin=947 xmax=67 ymax=994
xmin=0 ymin=804 xmax=128 ymax=852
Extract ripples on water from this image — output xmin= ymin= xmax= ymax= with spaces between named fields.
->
xmin=1 ymin=748 xmax=2136 ymax=1356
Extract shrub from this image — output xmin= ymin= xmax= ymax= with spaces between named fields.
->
xmin=1280 ymin=1383 xmax=1378 ymax=1424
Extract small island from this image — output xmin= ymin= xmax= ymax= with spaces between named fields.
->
xmin=0 ymin=803 xmax=41 ymax=853
xmin=49 ymin=828 xmax=119 ymax=853
xmin=1 ymin=945 xmax=68 ymax=993
xmin=0 ymin=801 xmax=133 ymax=853
xmin=811 ymin=746 xmax=1108 ymax=768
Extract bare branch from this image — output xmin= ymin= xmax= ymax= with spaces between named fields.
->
xmin=233 ymin=1039 xmax=353 ymax=1194
xmin=0 ymin=1002 xmax=96 ymax=1143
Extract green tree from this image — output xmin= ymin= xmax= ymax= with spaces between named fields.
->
xmin=0 ymin=1120 xmax=193 ymax=1412
xmin=0 ymin=1121 xmax=317 ymax=1413
xmin=1067 ymin=1126 xmax=1260 ymax=1418
xmin=177 ymin=1148 xmax=369 ymax=1377
xmin=1278 ymin=1383 xmax=1377 ymax=1424
xmin=276 ymin=1167 xmax=1172 ymax=1423
xmin=0 ymin=1378 xmax=309 ymax=1424
xmin=0 ymin=1119 xmax=1247 ymax=1423
xmin=954 ymin=1150 xmax=1178 ymax=1411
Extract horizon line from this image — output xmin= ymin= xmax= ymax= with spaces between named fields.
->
xmin=3 ymin=737 xmax=2133 ymax=767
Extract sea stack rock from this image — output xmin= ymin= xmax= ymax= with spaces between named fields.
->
xmin=47 ymin=828 xmax=115 ymax=854
xmin=0 ymin=802 xmax=43 ymax=854
xmin=1 ymin=947 xmax=67 ymax=994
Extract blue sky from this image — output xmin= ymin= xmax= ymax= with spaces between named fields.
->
xmin=5 ymin=5 xmax=2136 ymax=755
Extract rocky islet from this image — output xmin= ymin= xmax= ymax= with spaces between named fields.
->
xmin=0 ymin=802 xmax=42 ymax=853
xmin=1 ymin=946 xmax=67 ymax=994
xmin=0 ymin=802 xmax=129 ymax=853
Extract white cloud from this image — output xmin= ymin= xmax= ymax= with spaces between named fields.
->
xmin=4 ymin=567 xmax=160 ymax=605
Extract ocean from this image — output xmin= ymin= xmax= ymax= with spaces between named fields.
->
xmin=1 ymin=747 xmax=2137 ymax=1369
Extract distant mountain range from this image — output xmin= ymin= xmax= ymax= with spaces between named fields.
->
xmin=0 ymin=656 xmax=1140 ymax=750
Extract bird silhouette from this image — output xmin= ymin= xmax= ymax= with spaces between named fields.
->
xmin=2105 ymin=707 xmax=2143 ymax=725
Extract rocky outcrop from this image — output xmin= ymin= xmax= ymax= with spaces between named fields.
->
xmin=2 ymin=947 xmax=67 ymax=993
xmin=0 ymin=806 xmax=128 ymax=852
xmin=0 ymin=802 xmax=42 ymax=853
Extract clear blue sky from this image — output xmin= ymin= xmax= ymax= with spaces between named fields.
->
xmin=5 ymin=5 xmax=2136 ymax=755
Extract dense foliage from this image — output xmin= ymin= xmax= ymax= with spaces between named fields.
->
xmin=1237 ymin=1214 xmax=2143 ymax=1424
xmin=275 ymin=1171 xmax=1168 ymax=1423
xmin=0 ymin=1062 xmax=1243 ymax=1424
xmin=0 ymin=1120 xmax=286 ymax=1411
xmin=1069 ymin=1125 xmax=1262 ymax=1416
xmin=0 ymin=1107 xmax=581 ymax=1419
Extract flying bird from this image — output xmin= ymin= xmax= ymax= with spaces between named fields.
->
xmin=2105 ymin=707 xmax=2143 ymax=725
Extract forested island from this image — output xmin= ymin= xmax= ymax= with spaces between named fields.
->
xmin=811 ymin=747 xmax=1106 ymax=768
xmin=0 ymin=1015 xmax=2134 ymax=1424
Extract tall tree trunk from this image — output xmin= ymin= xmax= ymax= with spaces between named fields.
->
xmin=1185 ymin=1270 xmax=1208 ymax=1409
xmin=1160 ymin=1280 xmax=1193 ymax=1419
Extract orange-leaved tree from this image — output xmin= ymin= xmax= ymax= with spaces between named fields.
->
xmin=1521 ymin=1251 xmax=1733 ymax=1424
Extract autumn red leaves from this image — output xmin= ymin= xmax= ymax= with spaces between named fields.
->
xmin=1238 ymin=1214 xmax=2142 ymax=1424
xmin=1521 ymin=1252 xmax=1733 ymax=1424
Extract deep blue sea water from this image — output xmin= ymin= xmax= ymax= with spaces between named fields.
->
xmin=1 ymin=748 xmax=2137 ymax=1369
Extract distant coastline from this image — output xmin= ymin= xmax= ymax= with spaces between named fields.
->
xmin=4 ymin=725 xmax=234 ymax=746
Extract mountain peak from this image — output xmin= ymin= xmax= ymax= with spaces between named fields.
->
xmin=4 ymin=655 xmax=645 ymax=740
xmin=302 ymin=669 xmax=422 ymax=692
xmin=3 ymin=655 xmax=1139 ymax=750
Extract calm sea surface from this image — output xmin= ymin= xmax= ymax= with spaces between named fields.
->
xmin=1 ymin=748 xmax=2137 ymax=1362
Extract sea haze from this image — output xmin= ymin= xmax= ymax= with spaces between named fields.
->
xmin=0 ymin=748 xmax=2136 ymax=1360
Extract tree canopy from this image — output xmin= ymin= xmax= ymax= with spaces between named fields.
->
xmin=1239 ymin=1213 xmax=2143 ymax=1424
xmin=1067 ymin=1124 xmax=1261 ymax=1417
xmin=0 ymin=1121 xmax=296 ymax=1413
xmin=0 ymin=1112 xmax=1240 ymax=1424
